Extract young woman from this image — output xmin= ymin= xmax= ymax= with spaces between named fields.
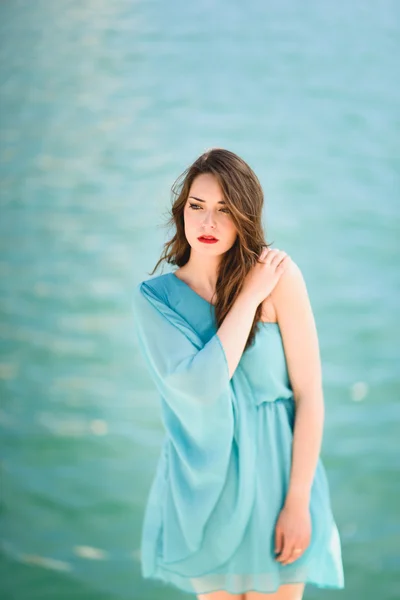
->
xmin=132 ymin=148 xmax=344 ymax=599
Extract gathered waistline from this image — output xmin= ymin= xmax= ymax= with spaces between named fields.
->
xmin=255 ymin=395 xmax=295 ymax=408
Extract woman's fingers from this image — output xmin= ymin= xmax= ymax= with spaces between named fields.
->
xmin=259 ymin=247 xmax=288 ymax=263
xmin=265 ymin=248 xmax=280 ymax=260
xmin=285 ymin=548 xmax=304 ymax=565
xmin=274 ymin=526 xmax=284 ymax=556
xmin=269 ymin=250 xmax=287 ymax=267
xmin=278 ymin=255 xmax=291 ymax=271
xmin=277 ymin=538 xmax=306 ymax=565
xmin=276 ymin=537 xmax=295 ymax=564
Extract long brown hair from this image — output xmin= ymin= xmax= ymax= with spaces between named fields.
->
xmin=150 ymin=148 xmax=273 ymax=351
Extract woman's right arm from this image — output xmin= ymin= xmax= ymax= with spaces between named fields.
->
xmin=217 ymin=247 xmax=291 ymax=378
xmin=132 ymin=248 xmax=290 ymax=404
xmin=216 ymin=290 xmax=260 ymax=379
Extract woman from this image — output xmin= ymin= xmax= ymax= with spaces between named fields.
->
xmin=132 ymin=148 xmax=344 ymax=599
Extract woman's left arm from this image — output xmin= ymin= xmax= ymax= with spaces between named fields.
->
xmin=271 ymin=260 xmax=325 ymax=566
xmin=272 ymin=259 xmax=325 ymax=507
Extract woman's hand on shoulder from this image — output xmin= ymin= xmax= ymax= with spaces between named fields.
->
xmin=241 ymin=247 xmax=292 ymax=306
xmin=270 ymin=259 xmax=313 ymax=324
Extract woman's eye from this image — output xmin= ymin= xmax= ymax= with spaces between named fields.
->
xmin=188 ymin=203 xmax=230 ymax=214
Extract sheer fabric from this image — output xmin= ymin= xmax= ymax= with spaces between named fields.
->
xmin=132 ymin=273 xmax=344 ymax=595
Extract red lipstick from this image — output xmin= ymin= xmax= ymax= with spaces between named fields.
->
xmin=198 ymin=236 xmax=219 ymax=244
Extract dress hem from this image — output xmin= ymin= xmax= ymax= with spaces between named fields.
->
xmin=143 ymin=571 xmax=345 ymax=595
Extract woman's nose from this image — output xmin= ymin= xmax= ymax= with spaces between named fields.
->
xmin=202 ymin=211 xmax=216 ymax=227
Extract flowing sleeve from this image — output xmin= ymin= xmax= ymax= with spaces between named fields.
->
xmin=132 ymin=280 xmax=235 ymax=564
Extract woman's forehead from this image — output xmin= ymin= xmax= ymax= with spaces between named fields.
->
xmin=188 ymin=174 xmax=225 ymax=203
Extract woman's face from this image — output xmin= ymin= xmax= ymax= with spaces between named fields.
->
xmin=183 ymin=173 xmax=238 ymax=255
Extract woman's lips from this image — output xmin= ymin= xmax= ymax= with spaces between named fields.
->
xmin=198 ymin=236 xmax=219 ymax=244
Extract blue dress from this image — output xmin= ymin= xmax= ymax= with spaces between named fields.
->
xmin=132 ymin=271 xmax=345 ymax=595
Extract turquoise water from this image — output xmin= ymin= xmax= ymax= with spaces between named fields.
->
xmin=0 ymin=1 xmax=399 ymax=599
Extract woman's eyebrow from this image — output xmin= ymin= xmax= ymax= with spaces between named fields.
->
xmin=189 ymin=196 xmax=227 ymax=205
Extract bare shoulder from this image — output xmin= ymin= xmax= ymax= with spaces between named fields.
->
xmin=269 ymin=260 xmax=321 ymax=397
xmin=259 ymin=261 xmax=305 ymax=322
xmin=270 ymin=259 xmax=310 ymax=315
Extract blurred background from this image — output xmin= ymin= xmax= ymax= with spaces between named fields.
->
xmin=0 ymin=1 xmax=399 ymax=599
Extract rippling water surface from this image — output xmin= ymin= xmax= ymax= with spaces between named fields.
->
xmin=0 ymin=1 xmax=399 ymax=599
